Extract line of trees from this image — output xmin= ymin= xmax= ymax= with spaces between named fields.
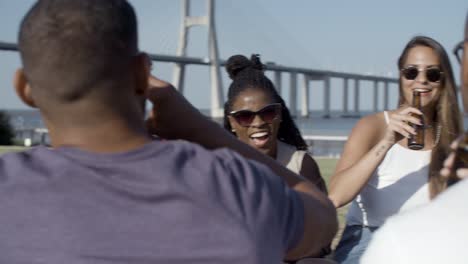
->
xmin=0 ymin=111 xmax=14 ymax=145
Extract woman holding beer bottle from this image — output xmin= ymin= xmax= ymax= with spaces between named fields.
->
xmin=329 ymin=36 xmax=463 ymax=264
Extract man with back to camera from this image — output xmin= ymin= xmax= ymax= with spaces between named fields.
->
xmin=0 ymin=0 xmax=337 ymax=263
xmin=361 ymin=12 xmax=468 ymax=264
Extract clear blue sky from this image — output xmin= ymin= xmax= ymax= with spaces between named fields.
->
xmin=0 ymin=0 xmax=466 ymax=111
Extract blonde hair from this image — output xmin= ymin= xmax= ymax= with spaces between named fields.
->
xmin=397 ymin=36 xmax=463 ymax=198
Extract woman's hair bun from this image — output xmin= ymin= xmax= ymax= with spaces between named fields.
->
xmin=225 ymin=54 xmax=265 ymax=80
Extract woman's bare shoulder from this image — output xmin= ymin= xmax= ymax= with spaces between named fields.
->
xmin=346 ymin=111 xmax=393 ymax=147
xmin=354 ymin=112 xmax=387 ymax=133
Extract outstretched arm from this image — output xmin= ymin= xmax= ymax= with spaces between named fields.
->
xmin=145 ymin=75 xmax=337 ymax=259
xmin=328 ymin=109 xmax=422 ymax=208
xmin=300 ymin=154 xmax=328 ymax=194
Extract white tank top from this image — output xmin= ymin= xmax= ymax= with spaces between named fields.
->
xmin=346 ymin=111 xmax=431 ymax=227
xmin=276 ymin=141 xmax=306 ymax=174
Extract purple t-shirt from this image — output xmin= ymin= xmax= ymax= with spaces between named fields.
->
xmin=0 ymin=140 xmax=304 ymax=263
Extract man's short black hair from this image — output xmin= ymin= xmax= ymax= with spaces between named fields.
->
xmin=18 ymin=0 xmax=138 ymax=103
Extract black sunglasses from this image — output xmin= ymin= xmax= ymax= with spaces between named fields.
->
xmin=401 ymin=66 xmax=443 ymax=83
xmin=453 ymin=40 xmax=464 ymax=65
xmin=229 ymin=103 xmax=282 ymax=127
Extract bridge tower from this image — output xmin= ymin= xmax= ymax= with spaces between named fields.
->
xmin=173 ymin=0 xmax=224 ymax=117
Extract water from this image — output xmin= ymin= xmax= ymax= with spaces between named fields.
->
xmin=4 ymin=109 xmax=468 ymax=157
xmin=2 ymin=109 xmax=356 ymax=156
xmin=3 ymin=109 xmax=44 ymax=130
xmin=4 ymin=109 xmax=361 ymax=134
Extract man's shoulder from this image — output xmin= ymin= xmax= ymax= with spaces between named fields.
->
xmin=156 ymin=140 xmax=279 ymax=184
xmin=162 ymin=139 xmax=251 ymax=165
xmin=166 ymin=140 xmax=267 ymax=167
xmin=0 ymin=147 xmax=53 ymax=185
xmin=166 ymin=140 xmax=292 ymax=197
xmin=161 ymin=139 xmax=300 ymax=217
xmin=0 ymin=147 xmax=46 ymax=168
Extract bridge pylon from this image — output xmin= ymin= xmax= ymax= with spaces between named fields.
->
xmin=173 ymin=0 xmax=224 ymax=117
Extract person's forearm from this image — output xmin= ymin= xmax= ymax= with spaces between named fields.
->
xmin=189 ymin=117 xmax=337 ymax=259
xmin=287 ymin=186 xmax=338 ymax=260
xmin=199 ymin=119 xmax=336 ymax=225
xmin=189 ymin=117 xmax=334 ymax=208
xmin=329 ymin=139 xmax=392 ymax=208
xmin=189 ymin=118 xmax=305 ymax=185
xmin=190 ymin=119 xmax=333 ymax=207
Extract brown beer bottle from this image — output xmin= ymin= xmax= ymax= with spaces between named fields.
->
xmin=408 ymin=91 xmax=424 ymax=150
xmin=448 ymin=131 xmax=468 ymax=186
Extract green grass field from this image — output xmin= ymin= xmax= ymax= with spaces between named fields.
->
xmin=0 ymin=146 xmax=27 ymax=155
xmin=316 ymin=158 xmax=348 ymax=248
xmin=0 ymin=147 xmax=346 ymax=248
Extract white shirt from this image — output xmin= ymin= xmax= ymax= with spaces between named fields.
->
xmin=276 ymin=141 xmax=307 ymax=175
xmin=361 ymin=178 xmax=468 ymax=264
xmin=346 ymin=143 xmax=431 ymax=227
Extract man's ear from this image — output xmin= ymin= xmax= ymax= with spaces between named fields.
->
xmin=14 ymin=69 xmax=37 ymax=108
xmin=133 ymin=52 xmax=151 ymax=96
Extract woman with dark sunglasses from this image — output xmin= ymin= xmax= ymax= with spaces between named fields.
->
xmin=223 ymin=55 xmax=331 ymax=262
xmin=223 ymin=54 xmax=327 ymax=196
xmin=330 ymin=36 xmax=463 ymax=264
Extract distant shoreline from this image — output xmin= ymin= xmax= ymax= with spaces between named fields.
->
xmin=3 ymin=108 xmax=468 ymax=158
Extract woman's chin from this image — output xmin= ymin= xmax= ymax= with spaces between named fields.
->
xmin=249 ymin=143 xmax=274 ymax=157
xmin=422 ymin=98 xmax=438 ymax=110
xmin=261 ymin=148 xmax=273 ymax=157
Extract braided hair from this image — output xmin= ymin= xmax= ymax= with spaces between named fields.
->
xmin=223 ymin=54 xmax=308 ymax=150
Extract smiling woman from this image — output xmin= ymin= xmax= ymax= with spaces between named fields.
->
xmin=223 ymin=54 xmax=329 ymax=189
xmin=223 ymin=54 xmax=326 ymax=191
xmin=223 ymin=54 xmax=329 ymax=259
xmin=328 ymin=36 xmax=463 ymax=264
